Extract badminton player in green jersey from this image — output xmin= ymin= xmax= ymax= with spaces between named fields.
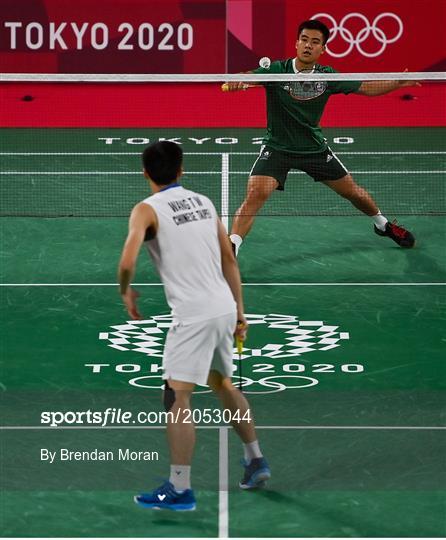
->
xmin=225 ymin=19 xmax=419 ymax=254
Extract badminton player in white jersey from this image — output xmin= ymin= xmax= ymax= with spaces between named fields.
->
xmin=118 ymin=141 xmax=270 ymax=511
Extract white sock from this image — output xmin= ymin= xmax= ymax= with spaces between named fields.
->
xmin=229 ymin=234 xmax=243 ymax=255
xmin=372 ymin=211 xmax=388 ymax=231
xmin=243 ymin=440 xmax=263 ymax=463
xmin=170 ymin=465 xmax=191 ymax=491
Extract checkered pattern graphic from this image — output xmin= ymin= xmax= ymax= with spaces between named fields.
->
xmin=99 ymin=313 xmax=349 ymax=359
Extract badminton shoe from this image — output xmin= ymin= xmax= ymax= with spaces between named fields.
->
xmin=239 ymin=457 xmax=271 ymax=489
xmin=134 ymin=481 xmax=196 ymax=511
xmin=374 ymin=220 xmax=415 ymax=248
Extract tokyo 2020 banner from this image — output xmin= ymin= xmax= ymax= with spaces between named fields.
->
xmin=0 ymin=0 xmax=227 ymax=73
xmin=0 ymin=0 xmax=444 ymax=73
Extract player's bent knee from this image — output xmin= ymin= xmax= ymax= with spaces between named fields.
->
xmin=163 ymin=380 xmax=176 ymax=412
xmin=220 ymin=377 xmax=237 ymax=393
xmin=247 ymin=176 xmax=277 ymax=201
xmin=207 ymin=370 xmax=223 ymax=392
xmin=246 ymin=186 xmax=273 ymax=205
xmin=208 ymin=373 xmax=235 ymax=395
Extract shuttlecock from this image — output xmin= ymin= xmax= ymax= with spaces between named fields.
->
xmin=259 ymin=57 xmax=271 ymax=69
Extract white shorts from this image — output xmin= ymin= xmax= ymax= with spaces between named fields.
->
xmin=162 ymin=312 xmax=237 ymax=386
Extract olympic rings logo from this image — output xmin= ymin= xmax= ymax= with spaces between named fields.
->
xmin=311 ymin=12 xmax=404 ymax=58
xmin=128 ymin=374 xmax=319 ymax=394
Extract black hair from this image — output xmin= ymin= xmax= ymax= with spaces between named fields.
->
xmin=142 ymin=141 xmax=183 ymax=185
xmin=297 ymin=20 xmax=330 ymax=45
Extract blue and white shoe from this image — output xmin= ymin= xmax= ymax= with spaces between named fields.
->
xmin=134 ymin=481 xmax=196 ymax=511
xmin=239 ymin=457 xmax=271 ymax=489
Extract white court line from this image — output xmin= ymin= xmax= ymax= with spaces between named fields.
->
xmin=0 ymin=426 xmax=201 ymax=430
xmin=1 ymin=151 xmax=445 ymax=156
xmin=231 ymin=151 xmax=446 ymax=156
xmin=0 ymin=171 xmax=221 ymax=175
xmin=233 ymin=282 xmax=446 ymax=286
xmin=0 ymin=425 xmax=444 ymax=430
xmin=221 ymin=153 xmax=230 ymax=231
xmin=228 ymin=171 xmax=446 ymax=174
xmin=1 ymin=283 xmax=444 ymax=286
xmin=0 ymin=152 xmax=233 ymax=156
xmin=255 ymin=425 xmax=446 ymax=430
xmin=1 ymin=170 xmax=445 ymax=175
xmin=218 ymin=427 xmax=229 ymax=538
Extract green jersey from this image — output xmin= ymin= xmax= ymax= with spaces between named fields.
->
xmin=253 ymin=59 xmax=362 ymax=154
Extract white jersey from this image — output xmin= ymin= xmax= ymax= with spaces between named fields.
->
xmin=142 ymin=184 xmax=236 ymax=323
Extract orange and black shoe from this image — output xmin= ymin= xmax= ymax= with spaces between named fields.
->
xmin=374 ymin=220 xmax=415 ymax=248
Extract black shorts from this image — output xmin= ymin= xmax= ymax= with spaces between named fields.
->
xmin=250 ymin=146 xmax=349 ymax=190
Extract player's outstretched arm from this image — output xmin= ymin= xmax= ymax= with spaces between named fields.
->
xmin=357 ymin=68 xmax=421 ymax=96
xmin=118 ymin=202 xmax=158 ymax=319
xmin=221 ymin=71 xmax=257 ymax=92
xmin=217 ymin=219 xmax=247 ymax=338
xmin=222 ymin=58 xmax=271 ymax=91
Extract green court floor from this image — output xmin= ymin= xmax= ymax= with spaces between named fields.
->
xmin=0 ymin=128 xmax=445 ymax=537
xmin=1 ymin=127 xmax=445 ymax=217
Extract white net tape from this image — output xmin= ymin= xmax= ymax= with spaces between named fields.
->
xmin=1 ymin=72 xmax=445 ymax=83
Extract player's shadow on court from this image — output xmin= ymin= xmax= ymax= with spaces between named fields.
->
xmin=248 ymin=488 xmax=297 ymax=505
xmin=149 ymin=506 xmax=217 ymax=533
xmin=243 ymin=238 xmax=445 ymax=282
xmin=401 ymin=246 xmax=446 ymax=281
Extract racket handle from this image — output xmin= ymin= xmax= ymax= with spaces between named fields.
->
xmin=236 ymin=320 xmax=246 ymax=353
xmin=221 ymin=83 xmax=252 ymax=92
